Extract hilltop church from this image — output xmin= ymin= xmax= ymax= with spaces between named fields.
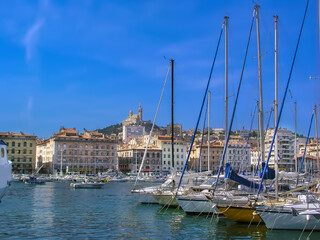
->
xmin=121 ymin=102 xmax=143 ymax=126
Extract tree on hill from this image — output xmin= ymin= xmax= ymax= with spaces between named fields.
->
xmin=97 ymin=124 xmax=122 ymax=135
xmin=96 ymin=122 xmax=163 ymax=136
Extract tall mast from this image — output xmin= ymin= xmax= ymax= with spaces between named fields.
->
xmin=224 ymin=16 xmax=229 ymax=141
xmin=295 ymin=102 xmax=298 ymax=172
xmin=274 ymin=15 xmax=279 ymax=198
xmin=255 ymin=5 xmax=265 ymax=165
xmin=315 ymin=105 xmax=319 ymax=177
xmin=256 ymin=100 xmax=260 ymax=171
xmin=208 ymin=91 xmax=211 ymax=171
xmin=171 ymin=59 xmax=175 ymax=175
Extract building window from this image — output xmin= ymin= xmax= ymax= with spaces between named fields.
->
xmin=12 ymin=149 xmax=15 ymax=154
xmin=30 ymin=143 xmax=32 ymax=147
xmin=18 ymin=143 xmax=21 ymax=147
xmin=12 ymin=141 xmax=15 ymax=147
xmin=24 ymin=142 xmax=27 ymax=147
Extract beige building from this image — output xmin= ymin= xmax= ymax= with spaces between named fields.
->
xmin=0 ymin=132 xmax=36 ymax=174
xmin=190 ymin=139 xmax=251 ymax=173
xmin=297 ymin=140 xmax=320 ymax=173
xmin=36 ymin=127 xmax=117 ymax=175
xmin=151 ymin=135 xmax=187 ymax=174
xmin=117 ymin=145 xmax=162 ymax=173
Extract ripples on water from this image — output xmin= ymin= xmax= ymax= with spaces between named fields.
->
xmin=1 ymin=182 xmax=320 ymax=239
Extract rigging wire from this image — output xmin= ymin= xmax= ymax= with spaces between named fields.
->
xmin=299 ymin=108 xmax=315 ymax=172
xmin=133 ymin=63 xmax=171 ymax=189
xmin=213 ymin=9 xmax=256 ymax=191
xmin=254 ymin=107 xmax=274 ymax=176
xmin=198 ymin=95 xmax=209 ymax=172
xmin=257 ymin=0 xmax=310 ymax=195
xmin=176 ymin=20 xmax=225 ymax=192
xmin=239 ymin=105 xmax=257 ymax=173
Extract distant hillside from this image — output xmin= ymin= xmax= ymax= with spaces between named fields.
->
xmin=97 ymin=124 xmax=122 ymax=135
xmin=97 ymin=122 xmax=163 ymax=136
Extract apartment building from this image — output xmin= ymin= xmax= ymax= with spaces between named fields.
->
xmin=264 ymin=128 xmax=295 ymax=171
xmin=0 ymin=132 xmax=36 ymax=174
xmin=36 ymin=127 xmax=117 ymax=175
xmin=117 ymin=145 xmax=162 ymax=174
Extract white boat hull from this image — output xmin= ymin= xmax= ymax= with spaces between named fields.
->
xmin=258 ymin=208 xmax=320 ymax=230
xmin=177 ymin=194 xmax=219 ymax=214
xmin=153 ymin=192 xmax=179 ymax=207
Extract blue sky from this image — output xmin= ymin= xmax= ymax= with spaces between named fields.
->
xmin=0 ymin=0 xmax=318 ymax=139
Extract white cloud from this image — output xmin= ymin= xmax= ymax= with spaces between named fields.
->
xmin=23 ymin=18 xmax=44 ymax=62
xmin=27 ymin=96 xmax=33 ymax=112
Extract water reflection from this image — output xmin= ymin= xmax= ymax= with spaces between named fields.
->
xmin=31 ymin=183 xmax=55 ymax=231
xmin=2 ymin=182 xmax=320 ymax=239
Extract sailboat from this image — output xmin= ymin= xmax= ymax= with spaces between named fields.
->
xmin=230 ymin=0 xmax=313 ymax=227
xmin=131 ymin=61 xmax=172 ymax=204
xmin=0 ymin=139 xmax=12 ymax=201
xmin=152 ymin=59 xmax=183 ymax=207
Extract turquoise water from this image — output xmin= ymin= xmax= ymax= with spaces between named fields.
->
xmin=0 ymin=182 xmax=320 ymax=239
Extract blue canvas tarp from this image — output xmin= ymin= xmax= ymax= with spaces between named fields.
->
xmin=225 ymin=163 xmax=262 ymax=190
xmin=260 ymin=162 xmax=275 ymax=179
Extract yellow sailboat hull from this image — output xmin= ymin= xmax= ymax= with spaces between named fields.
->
xmin=218 ymin=206 xmax=263 ymax=223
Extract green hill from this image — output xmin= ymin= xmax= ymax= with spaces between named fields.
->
xmin=97 ymin=122 xmax=163 ymax=136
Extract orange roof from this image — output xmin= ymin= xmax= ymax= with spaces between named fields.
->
xmin=60 ymin=128 xmax=78 ymax=134
xmin=0 ymin=131 xmax=35 ymax=137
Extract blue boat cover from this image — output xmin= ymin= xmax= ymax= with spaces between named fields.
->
xmin=225 ymin=163 xmax=263 ymax=190
xmin=260 ymin=163 xmax=275 ymax=179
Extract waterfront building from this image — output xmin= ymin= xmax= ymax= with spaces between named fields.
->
xmin=264 ymin=128 xmax=295 ymax=171
xmin=153 ymin=135 xmax=187 ymax=174
xmin=298 ymin=140 xmax=319 ymax=157
xmin=250 ymin=147 xmax=260 ymax=171
xmin=117 ymin=145 xmax=162 ymax=174
xmin=296 ymin=154 xmax=319 ymax=174
xmin=190 ymin=139 xmax=251 ymax=173
xmin=36 ymin=127 xmax=117 ymax=175
xmin=0 ymin=132 xmax=36 ymax=174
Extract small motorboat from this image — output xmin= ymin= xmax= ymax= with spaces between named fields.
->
xmin=70 ymin=180 xmax=104 ymax=189
xmin=25 ymin=176 xmax=46 ymax=184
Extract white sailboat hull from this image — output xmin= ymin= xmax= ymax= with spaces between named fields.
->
xmin=257 ymin=199 xmax=320 ymax=231
xmin=258 ymin=209 xmax=320 ymax=230
xmin=177 ymin=194 xmax=219 ymax=214
xmin=153 ymin=192 xmax=179 ymax=207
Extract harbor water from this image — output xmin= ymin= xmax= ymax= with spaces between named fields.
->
xmin=1 ymin=182 xmax=320 ymax=239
